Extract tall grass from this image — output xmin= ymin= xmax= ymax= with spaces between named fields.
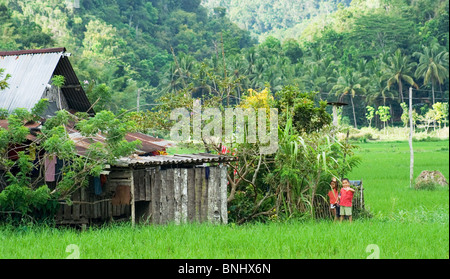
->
xmin=350 ymin=140 xmax=449 ymax=217
xmin=0 ymin=140 xmax=448 ymax=259
xmin=1 ymin=219 xmax=447 ymax=259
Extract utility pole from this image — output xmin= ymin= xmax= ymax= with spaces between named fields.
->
xmin=137 ymin=88 xmax=141 ymax=112
xmin=409 ymin=87 xmax=414 ymax=188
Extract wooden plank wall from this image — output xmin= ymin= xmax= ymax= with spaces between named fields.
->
xmin=56 ymin=171 xmax=132 ymax=225
xmin=134 ymin=165 xmax=228 ymax=225
xmin=55 ymin=165 xmax=229 ymax=225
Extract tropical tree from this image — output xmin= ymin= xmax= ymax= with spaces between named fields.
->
xmin=332 ymin=69 xmax=368 ymax=128
xmin=432 ymin=102 xmax=448 ymax=129
xmin=376 ymin=105 xmax=391 ymax=131
xmin=413 ymin=43 xmax=449 ymax=105
xmin=366 ymin=70 xmax=395 ymax=107
xmin=384 ymin=49 xmax=418 ymax=103
xmin=0 ymin=101 xmax=140 ymax=223
xmin=365 ymin=105 xmax=375 ymax=128
xmin=302 ymin=54 xmax=339 ymax=97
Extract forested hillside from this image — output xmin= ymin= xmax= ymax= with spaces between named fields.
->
xmin=0 ymin=0 xmax=255 ymax=110
xmin=201 ymin=0 xmax=352 ymax=41
xmin=0 ymin=0 xmax=449 ymax=128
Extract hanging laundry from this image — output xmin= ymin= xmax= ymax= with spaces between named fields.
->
xmin=45 ymin=156 xmax=57 ymax=182
xmin=100 ymin=174 xmax=107 ymax=186
xmin=205 ymin=166 xmax=210 ymax=180
xmin=94 ymin=177 xmax=102 ymax=195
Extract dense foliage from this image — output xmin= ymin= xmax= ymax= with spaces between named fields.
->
xmin=0 ymin=0 xmax=448 ymax=128
xmin=0 ymin=0 xmax=255 ymax=110
xmin=0 ymin=100 xmax=139 ymax=223
xmin=201 ymin=0 xmax=352 ymax=41
xmin=0 ymin=0 xmax=448 ymax=224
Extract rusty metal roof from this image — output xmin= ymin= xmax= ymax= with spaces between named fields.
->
xmin=0 ymin=119 xmax=40 ymax=141
xmin=0 ymin=48 xmax=67 ymax=56
xmin=0 ymin=117 xmax=172 ymax=156
xmin=125 ymin=132 xmax=174 ymax=153
xmin=114 ymin=153 xmax=238 ymax=168
xmin=67 ymin=128 xmax=174 ymax=156
xmin=0 ymin=48 xmax=93 ymax=114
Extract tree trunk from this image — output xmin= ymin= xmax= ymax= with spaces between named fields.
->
xmin=399 ymin=80 xmax=404 ymax=103
xmin=432 ymin=83 xmax=436 ymax=131
xmin=351 ymin=96 xmax=357 ymax=129
xmin=432 ymin=83 xmax=435 ymax=105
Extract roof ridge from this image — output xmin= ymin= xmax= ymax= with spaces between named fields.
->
xmin=0 ymin=47 xmax=66 ymax=57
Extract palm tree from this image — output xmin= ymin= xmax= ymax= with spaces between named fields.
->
xmin=365 ymin=57 xmax=395 ymax=107
xmin=413 ymin=43 xmax=449 ymax=105
xmin=302 ymin=54 xmax=339 ymax=98
xmin=332 ymin=69 xmax=368 ymax=128
xmin=366 ymin=71 xmax=395 ymax=107
xmin=384 ymin=49 xmax=418 ymax=103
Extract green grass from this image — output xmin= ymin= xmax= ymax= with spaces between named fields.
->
xmin=1 ymin=220 xmax=447 ymax=259
xmin=0 ymin=140 xmax=448 ymax=259
xmin=350 ymin=140 xmax=449 ymax=217
xmin=166 ymin=143 xmax=206 ymax=155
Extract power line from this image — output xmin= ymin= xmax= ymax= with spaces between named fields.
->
xmin=318 ymin=91 xmax=449 ymax=101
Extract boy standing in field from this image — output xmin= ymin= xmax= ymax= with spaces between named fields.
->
xmin=327 ymin=177 xmax=340 ymax=222
xmin=339 ymin=178 xmax=355 ymax=223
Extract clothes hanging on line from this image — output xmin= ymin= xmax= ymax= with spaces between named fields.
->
xmin=45 ymin=156 xmax=57 ymax=182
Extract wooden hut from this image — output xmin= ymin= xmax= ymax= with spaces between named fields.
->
xmin=55 ymin=153 xmax=236 ymax=226
xmin=1 ymin=47 xmax=237 ymax=226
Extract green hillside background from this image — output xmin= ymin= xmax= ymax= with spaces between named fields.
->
xmin=0 ymin=0 xmax=448 ymax=128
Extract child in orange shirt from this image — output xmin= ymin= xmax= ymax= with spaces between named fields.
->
xmin=327 ymin=177 xmax=340 ymax=222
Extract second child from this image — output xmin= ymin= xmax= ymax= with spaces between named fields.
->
xmin=339 ymin=178 xmax=355 ymax=223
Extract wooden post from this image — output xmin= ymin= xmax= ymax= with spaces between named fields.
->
xmin=152 ymin=167 xmax=161 ymax=224
xmin=360 ymin=179 xmax=364 ymax=209
xmin=332 ymin=105 xmax=338 ymax=127
xmin=207 ymin=167 xmax=215 ymax=223
xmin=130 ymin=168 xmax=135 ymax=227
xmin=409 ymin=87 xmax=414 ymax=188
xmin=137 ymin=88 xmax=141 ymax=112
xmin=181 ymin=168 xmax=188 ymax=224
xmin=187 ymin=168 xmax=195 ymax=222
xmin=220 ymin=164 xmax=228 ymax=224
xmin=194 ymin=168 xmax=202 ymax=222
xmin=174 ymin=168 xmax=181 ymax=225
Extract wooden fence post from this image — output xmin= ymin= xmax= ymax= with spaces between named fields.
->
xmin=130 ymin=168 xmax=135 ymax=227
xmin=409 ymin=87 xmax=414 ymax=188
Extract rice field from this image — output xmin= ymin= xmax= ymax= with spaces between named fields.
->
xmin=0 ymin=140 xmax=448 ymax=259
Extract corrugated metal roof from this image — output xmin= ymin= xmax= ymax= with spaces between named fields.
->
xmin=0 ymin=50 xmax=63 ymax=112
xmin=125 ymin=132 xmax=174 ymax=153
xmin=53 ymin=56 xmax=94 ymax=114
xmin=0 ymin=48 xmax=93 ymax=114
xmin=114 ymin=153 xmax=238 ymax=168
xmin=67 ymin=126 xmax=174 ymax=156
xmin=0 ymin=119 xmax=40 ymax=141
xmin=0 ymin=47 xmax=66 ymax=56
xmin=0 ymin=117 xmax=172 ymax=156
